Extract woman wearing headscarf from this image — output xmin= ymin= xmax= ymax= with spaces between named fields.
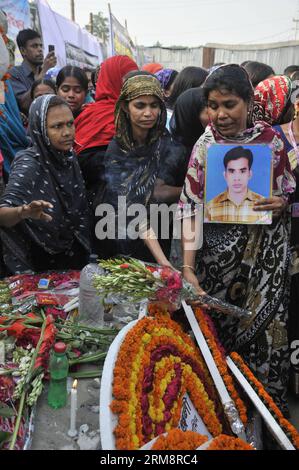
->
xmin=146 ymin=65 xmax=296 ymax=416
xmin=141 ymin=63 xmax=163 ymax=74
xmin=170 ymin=87 xmax=208 ymax=156
xmin=95 ymin=74 xmax=188 ymax=262
xmin=74 ymin=56 xmax=138 ymax=207
xmin=0 ymin=21 xmax=29 ymax=182
xmin=0 ymin=94 xmax=90 ymax=274
xmin=155 ymin=68 xmax=178 ymax=129
xmin=253 ymin=75 xmax=293 ymax=126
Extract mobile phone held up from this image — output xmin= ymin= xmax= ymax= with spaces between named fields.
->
xmin=48 ymin=45 xmax=55 ymax=53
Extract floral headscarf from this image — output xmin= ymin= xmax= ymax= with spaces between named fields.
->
xmin=115 ymin=74 xmax=167 ymax=151
xmin=254 ymin=75 xmax=292 ymax=125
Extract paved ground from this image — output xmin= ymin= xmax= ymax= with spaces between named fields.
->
xmin=31 ymin=379 xmax=299 ymax=450
xmin=31 ymin=374 xmax=101 ymax=450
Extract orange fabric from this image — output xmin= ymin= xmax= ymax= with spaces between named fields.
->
xmin=141 ymin=63 xmax=163 ymax=74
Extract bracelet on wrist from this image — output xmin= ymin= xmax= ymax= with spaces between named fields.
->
xmin=181 ymin=265 xmax=195 ymax=273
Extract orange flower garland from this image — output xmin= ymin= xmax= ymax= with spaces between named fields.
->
xmin=206 ymin=434 xmax=254 ymax=451
xmin=194 ymin=308 xmax=247 ymax=425
xmin=231 ymin=352 xmax=299 ymax=449
xmin=111 ymin=313 xmax=225 ymax=450
xmin=151 ymin=429 xmax=208 ymax=450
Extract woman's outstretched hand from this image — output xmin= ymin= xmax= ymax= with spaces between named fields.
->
xmin=18 ymin=200 xmax=53 ymax=222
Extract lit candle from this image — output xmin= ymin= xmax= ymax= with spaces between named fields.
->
xmin=68 ymin=379 xmax=78 ymax=437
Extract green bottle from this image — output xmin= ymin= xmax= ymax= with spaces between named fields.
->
xmin=47 ymin=342 xmax=69 ymax=409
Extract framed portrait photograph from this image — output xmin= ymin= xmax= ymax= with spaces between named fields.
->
xmin=204 ymin=144 xmax=273 ymax=224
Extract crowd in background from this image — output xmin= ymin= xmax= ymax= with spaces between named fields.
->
xmin=1 ymin=11 xmax=299 ymax=444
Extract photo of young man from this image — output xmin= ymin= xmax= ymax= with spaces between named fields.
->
xmin=205 ymin=146 xmax=271 ymax=223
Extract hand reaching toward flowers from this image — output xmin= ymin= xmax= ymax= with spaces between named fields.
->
xmin=0 ymin=200 xmax=53 ymax=227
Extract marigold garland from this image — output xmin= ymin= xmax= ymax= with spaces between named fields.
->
xmin=230 ymin=352 xmax=299 ymax=449
xmin=206 ymin=434 xmax=254 ymax=451
xmin=111 ymin=313 xmax=225 ymax=450
xmin=151 ymin=429 xmax=208 ymax=450
xmin=194 ymin=308 xmax=247 ymax=426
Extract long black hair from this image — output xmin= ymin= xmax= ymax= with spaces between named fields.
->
xmin=167 ymin=66 xmax=208 ymax=109
xmin=170 ymin=87 xmax=206 ymax=150
xmin=244 ymin=61 xmax=274 ymax=88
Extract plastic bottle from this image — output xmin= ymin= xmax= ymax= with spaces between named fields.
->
xmin=78 ymin=254 xmax=105 ymax=326
xmin=47 ymin=342 xmax=69 ymax=409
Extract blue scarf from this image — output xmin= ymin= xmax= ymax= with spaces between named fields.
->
xmin=0 ymin=80 xmax=29 ymax=177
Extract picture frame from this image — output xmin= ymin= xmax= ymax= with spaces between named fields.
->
xmin=204 ymin=144 xmax=273 ymax=224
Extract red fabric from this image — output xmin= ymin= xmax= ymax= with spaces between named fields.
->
xmin=254 ymin=75 xmax=292 ymax=125
xmin=141 ymin=63 xmax=163 ymax=74
xmin=74 ymin=55 xmax=138 ymax=154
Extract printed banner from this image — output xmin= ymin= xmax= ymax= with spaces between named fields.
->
xmin=37 ymin=0 xmax=103 ymax=69
xmin=0 ymin=0 xmax=30 ymax=40
xmin=110 ymin=12 xmax=136 ymax=60
xmin=65 ymin=43 xmax=99 ymax=69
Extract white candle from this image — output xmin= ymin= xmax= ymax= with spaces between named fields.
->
xmin=68 ymin=379 xmax=78 ymax=437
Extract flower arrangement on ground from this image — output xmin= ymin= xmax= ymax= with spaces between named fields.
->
xmin=151 ymin=429 xmax=208 ymax=450
xmin=230 ymin=352 xmax=299 ymax=449
xmin=110 ymin=311 xmax=229 ymax=450
xmin=0 ymin=272 xmax=119 ymax=450
xmin=206 ymin=434 xmax=254 ymax=450
xmin=194 ymin=308 xmax=248 ymax=426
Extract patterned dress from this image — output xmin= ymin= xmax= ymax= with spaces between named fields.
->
xmin=178 ymin=123 xmax=295 ymax=414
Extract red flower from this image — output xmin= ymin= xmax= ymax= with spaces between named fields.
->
xmin=146 ymin=266 xmax=156 ymax=273
xmin=33 ymin=315 xmax=56 ymax=371
xmin=120 ymin=264 xmax=129 ymax=269
xmin=160 ymin=267 xmax=173 ymax=281
xmin=167 ymin=272 xmax=182 ymax=290
xmin=0 ymin=375 xmax=15 ymax=402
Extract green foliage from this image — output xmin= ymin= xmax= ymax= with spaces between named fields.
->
xmin=85 ymin=11 xmax=109 ymax=43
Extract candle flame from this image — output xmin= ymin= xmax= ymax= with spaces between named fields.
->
xmin=72 ymin=379 xmax=78 ymax=390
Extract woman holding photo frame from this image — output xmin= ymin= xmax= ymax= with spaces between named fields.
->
xmin=147 ymin=64 xmax=295 ymax=416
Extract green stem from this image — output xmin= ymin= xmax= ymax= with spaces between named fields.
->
xmin=55 ymin=323 xmax=118 ymax=335
xmin=68 ymin=370 xmax=102 ymax=379
xmin=69 ymin=352 xmax=107 ymax=365
xmin=9 ymin=390 xmax=26 ymax=450
xmin=0 ymin=369 xmax=14 ymax=376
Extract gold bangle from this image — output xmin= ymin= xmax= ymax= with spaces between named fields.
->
xmin=181 ymin=265 xmax=195 ymax=272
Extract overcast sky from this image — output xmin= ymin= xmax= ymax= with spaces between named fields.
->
xmin=47 ymin=0 xmax=299 ymax=47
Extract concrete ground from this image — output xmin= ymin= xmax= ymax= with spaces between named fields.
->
xmin=31 ymin=375 xmax=102 ymax=450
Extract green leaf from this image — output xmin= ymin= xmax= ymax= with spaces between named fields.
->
xmin=0 ymin=431 xmax=12 ymax=448
xmin=0 ymin=402 xmax=15 ymax=418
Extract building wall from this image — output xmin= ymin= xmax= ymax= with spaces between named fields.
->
xmin=138 ymin=41 xmax=299 ymax=73
xmin=137 ymin=46 xmax=203 ymax=70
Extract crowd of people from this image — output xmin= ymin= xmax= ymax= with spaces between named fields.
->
xmin=1 ymin=15 xmax=299 ymax=442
